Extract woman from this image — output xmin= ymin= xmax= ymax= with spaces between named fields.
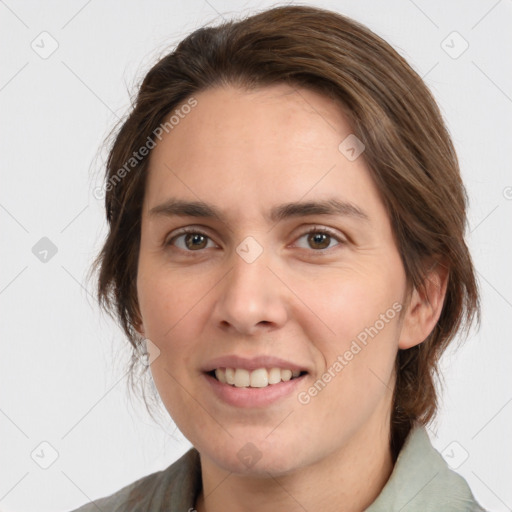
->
xmin=72 ymin=4 xmax=485 ymax=511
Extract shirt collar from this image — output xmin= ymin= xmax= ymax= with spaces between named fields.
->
xmin=157 ymin=425 xmax=483 ymax=511
xmin=366 ymin=425 xmax=484 ymax=511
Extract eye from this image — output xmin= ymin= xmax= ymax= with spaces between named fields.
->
xmin=294 ymin=227 xmax=344 ymax=251
xmin=165 ymin=226 xmax=345 ymax=253
xmin=166 ymin=228 xmax=217 ymax=251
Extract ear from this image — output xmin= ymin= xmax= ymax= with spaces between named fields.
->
xmin=398 ymin=261 xmax=449 ymax=350
xmin=131 ymin=301 xmax=145 ymax=337
xmin=133 ymin=316 xmax=145 ymax=338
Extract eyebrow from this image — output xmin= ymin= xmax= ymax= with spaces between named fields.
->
xmin=148 ymin=197 xmax=369 ymax=224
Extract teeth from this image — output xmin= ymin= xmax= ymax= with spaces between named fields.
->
xmin=268 ymin=367 xmax=281 ymax=384
xmin=225 ymin=368 xmax=235 ymax=385
xmin=250 ymin=368 xmax=268 ymax=388
xmin=234 ymin=369 xmax=250 ymax=388
xmin=213 ymin=367 xmax=303 ymax=388
xmin=281 ymin=369 xmax=292 ymax=382
xmin=214 ymin=368 xmax=226 ymax=383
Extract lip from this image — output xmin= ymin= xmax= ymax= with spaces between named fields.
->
xmin=203 ymin=371 xmax=307 ymax=408
xmin=202 ymin=355 xmax=308 ymax=373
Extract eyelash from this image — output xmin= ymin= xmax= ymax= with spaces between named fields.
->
xmin=165 ymin=226 xmax=345 ymax=254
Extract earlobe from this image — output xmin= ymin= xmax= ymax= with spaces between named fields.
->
xmin=132 ymin=306 xmax=145 ymax=337
xmin=398 ymin=262 xmax=449 ymax=350
xmin=133 ymin=318 xmax=145 ymax=337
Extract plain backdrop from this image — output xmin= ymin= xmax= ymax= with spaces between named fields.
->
xmin=1 ymin=1 xmax=511 ymax=511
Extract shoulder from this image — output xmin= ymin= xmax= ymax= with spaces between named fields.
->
xmin=68 ymin=448 xmax=201 ymax=512
xmin=367 ymin=425 xmax=487 ymax=512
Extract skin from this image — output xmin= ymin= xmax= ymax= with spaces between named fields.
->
xmin=136 ymin=84 xmax=447 ymax=512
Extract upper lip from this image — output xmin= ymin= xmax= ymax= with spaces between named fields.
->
xmin=202 ymin=355 xmax=309 ymax=373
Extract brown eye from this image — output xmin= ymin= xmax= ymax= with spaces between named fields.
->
xmin=307 ymin=232 xmax=331 ymax=250
xmin=167 ymin=230 xmax=216 ymax=251
xmin=295 ymin=228 xmax=342 ymax=251
xmin=184 ymin=233 xmax=208 ymax=250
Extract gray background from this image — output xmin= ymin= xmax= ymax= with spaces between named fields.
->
xmin=1 ymin=0 xmax=511 ymax=511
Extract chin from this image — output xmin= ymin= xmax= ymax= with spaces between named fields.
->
xmin=199 ymin=437 xmax=309 ymax=476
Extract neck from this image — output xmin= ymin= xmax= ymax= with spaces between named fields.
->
xmin=195 ymin=415 xmax=394 ymax=512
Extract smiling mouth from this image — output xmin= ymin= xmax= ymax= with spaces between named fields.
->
xmin=209 ymin=367 xmax=307 ymax=388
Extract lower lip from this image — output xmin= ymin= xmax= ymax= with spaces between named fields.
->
xmin=203 ymin=373 xmax=306 ymax=408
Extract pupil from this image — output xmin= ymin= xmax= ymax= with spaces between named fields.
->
xmin=309 ymin=232 xmax=329 ymax=249
xmin=186 ymin=233 xmax=206 ymax=250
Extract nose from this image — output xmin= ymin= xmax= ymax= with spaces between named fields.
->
xmin=211 ymin=248 xmax=289 ymax=336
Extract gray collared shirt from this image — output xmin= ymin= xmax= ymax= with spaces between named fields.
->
xmin=70 ymin=426 xmax=486 ymax=511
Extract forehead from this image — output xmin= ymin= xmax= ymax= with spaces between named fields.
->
xmin=152 ymin=82 xmax=350 ymax=159
xmin=144 ymin=84 xmax=387 ymax=224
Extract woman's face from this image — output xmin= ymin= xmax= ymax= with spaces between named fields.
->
xmin=137 ymin=84 xmax=410 ymax=475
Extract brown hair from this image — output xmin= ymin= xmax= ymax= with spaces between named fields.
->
xmin=92 ymin=5 xmax=479 ymax=455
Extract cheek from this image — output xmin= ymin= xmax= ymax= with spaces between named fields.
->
xmin=136 ymin=268 xmax=201 ymax=407
xmin=297 ymin=278 xmax=402 ymax=439
xmin=292 ymin=265 xmax=404 ymax=343
xmin=137 ymin=262 xmax=207 ymax=341
xmin=137 ymin=267 xmax=205 ymax=425
xmin=291 ymin=264 xmax=403 ymax=402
